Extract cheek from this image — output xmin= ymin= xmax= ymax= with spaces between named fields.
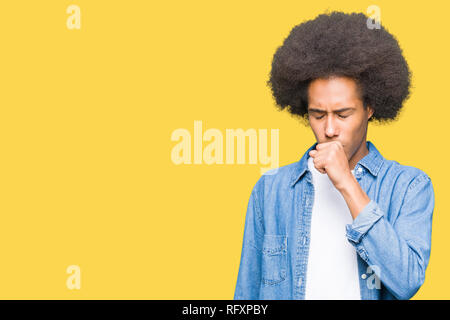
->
xmin=341 ymin=120 xmax=364 ymax=147
xmin=309 ymin=121 xmax=321 ymax=138
xmin=348 ymin=117 xmax=366 ymax=135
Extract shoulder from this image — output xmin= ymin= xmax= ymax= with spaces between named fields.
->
xmin=379 ymin=159 xmax=433 ymax=192
xmin=377 ymin=159 xmax=435 ymax=223
xmin=251 ymin=162 xmax=299 ymax=195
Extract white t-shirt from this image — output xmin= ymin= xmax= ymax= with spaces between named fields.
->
xmin=304 ymin=156 xmax=361 ymax=300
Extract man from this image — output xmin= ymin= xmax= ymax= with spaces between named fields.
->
xmin=233 ymin=11 xmax=435 ymax=300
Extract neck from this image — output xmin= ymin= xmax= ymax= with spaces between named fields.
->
xmin=348 ymin=140 xmax=369 ymax=170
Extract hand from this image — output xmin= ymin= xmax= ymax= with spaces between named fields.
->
xmin=308 ymin=141 xmax=353 ymax=190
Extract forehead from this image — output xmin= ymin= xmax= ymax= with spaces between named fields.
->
xmin=307 ymin=76 xmax=362 ymax=110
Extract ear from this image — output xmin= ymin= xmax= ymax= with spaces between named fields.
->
xmin=367 ymin=106 xmax=374 ymax=119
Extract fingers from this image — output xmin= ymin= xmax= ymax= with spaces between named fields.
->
xmin=316 ymin=142 xmax=331 ymax=150
xmin=309 ymin=151 xmax=327 ymax=173
xmin=310 ymin=141 xmax=345 ymax=175
xmin=314 ymin=160 xmax=326 ymax=174
xmin=316 ymin=141 xmax=343 ymax=151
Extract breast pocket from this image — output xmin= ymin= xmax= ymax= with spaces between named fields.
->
xmin=261 ymin=234 xmax=288 ymax=286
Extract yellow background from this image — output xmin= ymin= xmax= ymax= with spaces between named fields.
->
xmin=0 ymin=0 xmax=448 ymax=299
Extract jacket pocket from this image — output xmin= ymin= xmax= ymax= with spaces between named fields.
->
xmin=261 ymin=234 xmax=287 ymax=286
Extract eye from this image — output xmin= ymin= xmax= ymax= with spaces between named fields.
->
xmin=314 ymin=115 xmax=324 ymax=120
xmin=338 ymin=114 xmax=348 ymax=119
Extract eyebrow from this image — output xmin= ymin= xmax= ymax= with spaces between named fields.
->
xmin=308 ymin=107 xmax=355 ymax=113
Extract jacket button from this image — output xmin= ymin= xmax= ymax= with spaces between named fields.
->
xmin=361 ymin=274 xmax=367 ymax=279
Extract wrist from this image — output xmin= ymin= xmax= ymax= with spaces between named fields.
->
xmin=335 ymin=172 xmax=357 ymax=192
xmin=337 ymin=174 xmax=370 ymax=220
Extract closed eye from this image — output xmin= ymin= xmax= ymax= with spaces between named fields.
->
xmin=313 ymin=114 xmax=348 ymax=119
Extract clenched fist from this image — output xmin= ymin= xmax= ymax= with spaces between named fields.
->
xmin=308 ymin=141 xmax=354 ymax=191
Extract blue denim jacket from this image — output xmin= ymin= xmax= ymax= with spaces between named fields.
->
xmin=234 ymin=141 xmax=435 ymax=300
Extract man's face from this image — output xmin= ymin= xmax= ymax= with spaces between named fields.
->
xmin=307 ymin=76 xmax=374 ymax=161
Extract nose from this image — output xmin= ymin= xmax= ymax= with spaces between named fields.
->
xmin=325 ymin=116 xmax=338 ymax=138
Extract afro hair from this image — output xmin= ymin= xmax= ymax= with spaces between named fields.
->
xmin=267 ymin=11 xmax=411 ymax=123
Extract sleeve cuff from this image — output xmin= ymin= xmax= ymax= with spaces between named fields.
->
xmin=346 ymin=199 xmax=384 ymax=245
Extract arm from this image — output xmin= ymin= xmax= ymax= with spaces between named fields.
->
xmin=234 ymin=185 xmax=265 ymax=300
xmin=343 ymin=174 xmax=435 ymax=299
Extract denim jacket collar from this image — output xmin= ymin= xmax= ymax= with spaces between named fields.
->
xmin=290 ymin=140 xmax=384 ymax=187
